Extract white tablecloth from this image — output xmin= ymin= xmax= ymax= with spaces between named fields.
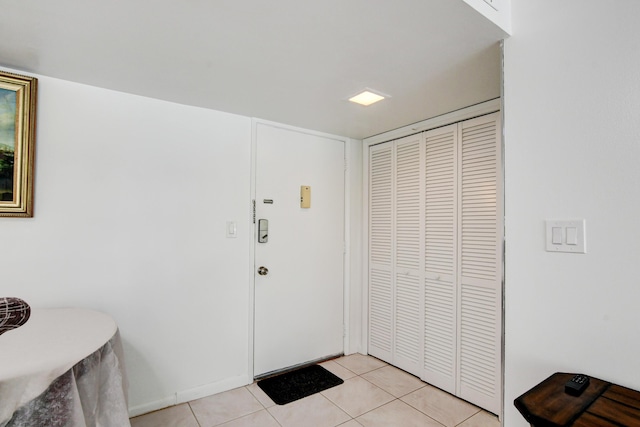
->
xmin=0 ymin=308 xmax=130 ymax=427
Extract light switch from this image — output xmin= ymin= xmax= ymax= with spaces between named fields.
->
xmin=545 ymin=219 xmax=586 ymax=253
xmin=226 ymin=221 xmax=237 ymax=238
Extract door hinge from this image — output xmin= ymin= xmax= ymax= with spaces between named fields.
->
xmin=252 ymin=199 xmax=256 ymax=224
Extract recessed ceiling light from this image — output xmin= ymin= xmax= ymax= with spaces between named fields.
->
xmin=348 ymin=89 xmax=387 ymax=106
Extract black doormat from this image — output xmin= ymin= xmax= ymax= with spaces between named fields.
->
xmin=257 ymin=364 xmax=344 ymax=405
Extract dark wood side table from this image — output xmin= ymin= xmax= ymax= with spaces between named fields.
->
xmin=514 ymin=372 xmax=640 ymax=426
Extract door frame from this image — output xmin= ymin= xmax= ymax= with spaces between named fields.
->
xmin=248 ymin=118 xmax=353 ymax=380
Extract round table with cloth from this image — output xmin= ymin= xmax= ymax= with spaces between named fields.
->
xmin=0 ymin=308 xmax=130 ymax=427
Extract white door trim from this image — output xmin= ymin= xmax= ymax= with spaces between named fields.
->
xmin=363 ymin=98 xmax=501 ymax=146
xmin=249 ymin=118 xmax=351 ymax=380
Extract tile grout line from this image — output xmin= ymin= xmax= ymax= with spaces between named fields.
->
xmin=133 ymin=355 xmax=495 ymax=427
xmin=262 ymin=399 xmax=284 ymax=427
xmin=241 ymin=385 xmax=283 ymax=427
xmin=345 ymin=395 xmax=447 ymax=427
xmin=187 ymin=402 xmax=202 ymax=427
xmin=334 ymin=362 xmax=449 ymax=427
xmin=349 ymin=359 xmax=492 ymax=427
xmin=324 ymin=362 xmax=400 ymax=426
xmin=454 ymin=409 xmax=482 ymax=427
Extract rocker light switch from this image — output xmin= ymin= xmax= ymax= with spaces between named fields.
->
xmin=226 ymin=221 xmax=237 ymax=238
xmin=545 ymin=220 xmax=586 ymax=253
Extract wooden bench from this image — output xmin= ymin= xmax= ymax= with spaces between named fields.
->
xmin=514 ymin=372 xmax=640 ymax=426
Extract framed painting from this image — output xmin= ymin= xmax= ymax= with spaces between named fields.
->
xmin=0 ymin=70 xmax=37 ymax=217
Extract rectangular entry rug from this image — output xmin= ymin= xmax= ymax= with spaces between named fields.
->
xmin=257 ymin=364 xmax=344 ymax=405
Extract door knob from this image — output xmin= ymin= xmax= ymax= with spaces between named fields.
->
xmin=258 ymin=266 xmax=269 ymax=276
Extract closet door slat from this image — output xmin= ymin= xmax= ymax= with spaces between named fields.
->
xmin=393 ymin=135 xmax=424 ymax=376
xmin=458 ymin=112 xmax=502 ymax=415
xmin=423 ymin=124 xmax=457 ymax=394
xmin=369 ymin=143 xmax=394 ymax=362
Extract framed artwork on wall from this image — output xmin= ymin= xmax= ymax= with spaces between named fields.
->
xmin=0 ymin=70 xmax=37 ymax=217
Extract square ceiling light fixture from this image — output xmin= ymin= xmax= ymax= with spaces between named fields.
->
xmin=348 ymin=88 xmax=388 ymax=106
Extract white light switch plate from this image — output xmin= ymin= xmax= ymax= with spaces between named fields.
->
xmin=545 ymin=219 xmax=586 ymax=253
xmin=226 ymin=221 xmax=237 ymax=238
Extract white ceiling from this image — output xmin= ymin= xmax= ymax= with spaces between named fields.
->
xmin=0 ymin=0 xmax=506 ymax=139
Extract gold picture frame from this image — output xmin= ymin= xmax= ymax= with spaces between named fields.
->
xmin=0 ymin=70 xmax=37 ymax=217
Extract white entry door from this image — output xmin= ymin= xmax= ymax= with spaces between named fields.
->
xmin=253 ymin=123 xmax=345 ymax=377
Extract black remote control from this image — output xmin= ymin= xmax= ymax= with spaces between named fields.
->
xmin=565 ymin=374 xmax=590 ymax=396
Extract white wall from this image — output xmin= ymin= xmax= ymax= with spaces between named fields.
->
xmin=503 ymin=1 xmax=640 ymax=425
xmin=0 ymin=70 xmax=253 ymax=415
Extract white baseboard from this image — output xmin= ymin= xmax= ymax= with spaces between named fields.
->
xmin=129 ymin=396 xmax=176 ymax=418
xmin=176 ymin=374 xmax=251 ymax=404
xmin=128 ymin=374 xmax=252 ymax=418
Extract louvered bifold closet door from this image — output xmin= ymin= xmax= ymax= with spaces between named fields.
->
xmin=422 ymin=124 xmax=458 ymax=394
xmin=457 ymin=112 xmax=502 ymax=415
xmin=368 ymin=143 xmax=394 ymax=362
xmin=393 ymin=134 xmax=424 ymax=377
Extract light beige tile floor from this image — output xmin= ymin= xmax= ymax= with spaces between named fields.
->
xmin=130 ymin=355 xmax=500 ymax=427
